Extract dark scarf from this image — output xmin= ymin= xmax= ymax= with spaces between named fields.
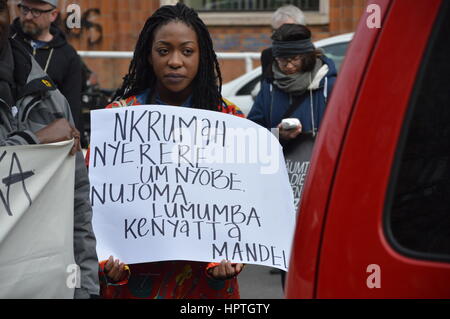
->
xmin=0 ymin=41 xmax=15 ymax=107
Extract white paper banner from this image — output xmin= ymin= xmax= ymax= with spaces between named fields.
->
xmin=89 ymin=105 xmax=296 ymax=271
xmin=0 ymin=141 xmax=76 ymax=299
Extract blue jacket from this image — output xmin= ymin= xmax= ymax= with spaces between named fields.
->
xmin=248 ymin=55 xmax=337 ymax=134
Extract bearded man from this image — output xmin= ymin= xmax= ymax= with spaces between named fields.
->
xmin=10 ymin=0 xmax=83 ymax=135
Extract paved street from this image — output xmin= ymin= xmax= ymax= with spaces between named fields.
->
xmin=238 ymin=265 xmax=285 ymax=299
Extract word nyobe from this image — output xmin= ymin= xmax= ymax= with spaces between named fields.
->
xmin=91 ymin=107 xmax=281 ymax=174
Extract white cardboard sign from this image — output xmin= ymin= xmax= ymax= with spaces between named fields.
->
xmin=89 ymin=105 xmax=296 ymax=271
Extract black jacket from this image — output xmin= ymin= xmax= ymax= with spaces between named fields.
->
xmin=0 ymin=38 xmax=99 ymax=298
xmin=10 ymin=18 xmax=82 ymax=131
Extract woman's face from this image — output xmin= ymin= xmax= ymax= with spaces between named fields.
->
xmin=149 ymin=21 xmax=200 ymax=104
xmin=275 ymin=55 xmax=303 ymax=75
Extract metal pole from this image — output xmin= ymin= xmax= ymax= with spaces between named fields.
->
xmin=245 ymin=56 xmax=253 ymax=73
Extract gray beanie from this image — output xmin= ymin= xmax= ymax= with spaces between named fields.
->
xmin=40 ymin=0 xmax=58 ymax=7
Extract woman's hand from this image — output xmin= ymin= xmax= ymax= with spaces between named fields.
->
xmin=104 ymin=256 xmax=129 ymax=282
xmin=208 ymin=260 xmax=244 ymax=280
xmin=278 ymin=123 xmax=302 ymax=141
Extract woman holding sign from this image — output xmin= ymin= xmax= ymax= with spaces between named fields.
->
xmin=94 ymin=3 xmax=245 ymax=299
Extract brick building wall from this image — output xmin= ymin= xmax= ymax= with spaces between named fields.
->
xmin=58 ymin=0 xmax=161 ymax=90
xmin=8 ymin=0 xmax=366 ymax=89
xmin=206 ymin=0 xmax=365 ymax=82
xmin=329 ymin=0 xmax=366 ymax=34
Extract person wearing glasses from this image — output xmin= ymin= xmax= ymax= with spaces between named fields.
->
xmin=260 ymin=5 xmax=306 ymax=82
xmin=247 ymin=24 xmax=336 ymax=291
xmin=10 ymin=0 xmax=83 ymax=140
xmin=248 ymin=23 xmax=337 ymax=142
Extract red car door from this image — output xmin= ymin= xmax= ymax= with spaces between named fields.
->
xmin=286 ymin=0 xmax=450 ymax=298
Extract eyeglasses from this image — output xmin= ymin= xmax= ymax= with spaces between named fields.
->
xmin=17 ymin=4 xmax=54 ymax=18
xmin=275 ymin=55 xmax=302 ymax=68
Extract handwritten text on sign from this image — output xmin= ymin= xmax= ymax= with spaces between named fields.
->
xmin=89 ymin=105 xmax=295 ymax=271
xmin=0 ymin=150 xmax=33 ymax=216
xmin=0 ymin=141 xmax=75 ymax=298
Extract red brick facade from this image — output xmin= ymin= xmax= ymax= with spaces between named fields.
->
xmin=329 ymin=0 xmax=366 ymax=34
xmin=8 ymin=0 xmax=366 ymax=89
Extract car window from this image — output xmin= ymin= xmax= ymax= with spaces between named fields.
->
xmin=385 ymin=1 xmax=450 ymax=262
xmin=236 ymin=75 xmax=261 ymax=96
xmin=321 ymin=42 xmax=349 ymax=72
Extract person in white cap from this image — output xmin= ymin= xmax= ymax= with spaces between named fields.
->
xmin=260 ymin=5 xmax=306 ymax=81
xmin=10 ymin=0 xmax=84 ymax=141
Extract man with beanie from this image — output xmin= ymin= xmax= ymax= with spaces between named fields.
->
xmin=0 ymin=0 xmax=99 ymax=298
xmin=10 ymin=0 xmax=83 ymax=135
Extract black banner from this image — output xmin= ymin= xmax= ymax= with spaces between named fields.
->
xmin=283 ymin=133 xmax=316 ymax=212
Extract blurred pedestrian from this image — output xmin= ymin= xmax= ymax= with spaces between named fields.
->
xmin=0 ymin=0 xmax=99 ymax=299
xmin=10 ymin=0 xmax=83 ymax=137
xmin=248 ymin=23 xmax=337 ymax=291
xmin=249 ymin=23 xmax=336 ymax=140
xmin=261 ymin=5 xmax=306 ymax=80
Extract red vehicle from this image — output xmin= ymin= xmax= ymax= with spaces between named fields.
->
xmin=285 ymin=0 xmax=450 ymax=298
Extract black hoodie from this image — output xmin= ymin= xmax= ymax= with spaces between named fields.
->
xmin=10 ymin=17 xmax=82 ymax=131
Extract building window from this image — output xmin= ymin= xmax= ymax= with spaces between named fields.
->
xmin=184 ymin=0 xmax=320 ymax=12
xmin=385 ymin=1 xmax=450 ymax=262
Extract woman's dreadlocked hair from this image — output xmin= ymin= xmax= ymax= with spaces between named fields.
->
xmin=115 ymin=3 xmax=223 ymax=112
